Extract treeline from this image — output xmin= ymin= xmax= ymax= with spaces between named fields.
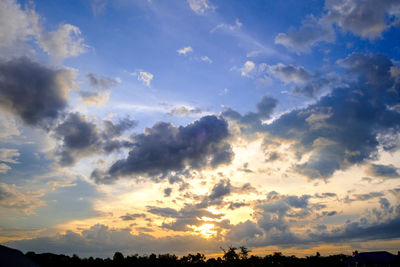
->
xmin=25 ymin=247 xmax=352 ymax=267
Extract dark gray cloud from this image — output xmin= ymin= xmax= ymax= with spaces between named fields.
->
xmin=120 ymin=213 xmax=146 ymax=221
xmin=225 ymin=220 xmax=263 ymax=243
xmin=54 ymin=114 xmax=137 ymax=165
xmin=264 ymin=54 xmax=400 ymax=179
xmin=307 ymin=202 xmax=400 ymax=245
xmin=102 ymin=117 xmax=137 ymax=140
xmin=0 ymin=57 xmax=75 ymax=127
xmin=268 ymin=63 xmax=338 ymax=97
xmin=321 ymin=211 xmax=337 ymax=216
xmin=86 ymin=73 xmax=119 ymax=90
xmin=54 ymin=113 xmax=101 ymax=166
xmin=367 ymin=164 xmax=400 ymax=178
xmin=275 ymin=0 xmax=400 ymax=53
xmin=227 ymin=202 xmax=248 ymax=210
xmin=222 ymin=96 xmax=278 ymax=131
xmin=164 ymin=188 xmax=172 ymax=197
xmin=314 ymin=192 xmax=337 ymax=199
xmin=147 ymin=203 xmax=223 ymax=232
xmin=208 ymin=179 xmax=231 ymax=201
xmin=92 ymin=115 xmax=233 ymax=183
xmin=325 ymin=0 xmax=400 ymax=39
xmin=345 ymin=191 xmax=385 ymax=203
xmin=147 ymin=206 xmax=180 ymax=217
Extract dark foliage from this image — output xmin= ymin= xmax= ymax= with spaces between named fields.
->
xmin=22 ymin=247 xmax=363 ymax=267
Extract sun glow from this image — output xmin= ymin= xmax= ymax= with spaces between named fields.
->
xmin=191 ymin=223 xmax=217 ymax=238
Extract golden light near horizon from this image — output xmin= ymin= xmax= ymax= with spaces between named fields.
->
xmin=190 ymin=223 xmax=217 ymax=238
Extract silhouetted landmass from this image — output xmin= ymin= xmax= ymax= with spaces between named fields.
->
xmin=0 ymin=245 xmax=38 ymax=267
xmin=1 ymin=245 xmax=399 ymax=267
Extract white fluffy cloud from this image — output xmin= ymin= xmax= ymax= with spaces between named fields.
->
xmin=186 ymin=0 xmax=214 ymax=15
xmin=0 ymin=0 xmax=87 ymax=60
xmin=37 ymin=24 xmax=87 ymax=60
xmin=177 ymin=46 xmax=193 ymax=55
xmin=240 ymin=61 xmax=256 ymax=77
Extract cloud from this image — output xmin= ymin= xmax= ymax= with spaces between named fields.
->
xmin=54 ymin=113 xmax=101 ymax=166
xmin=240 ymin=61 xmax=256 ymax=77
xmin=120 ymin=213 xmax=146 ymax=221
xmin=264 ymin=53 xmax=400 ymax=179
xmin=268 ymin=64 xmax=312 ymax=84
xmin=86 ymin=73 xmax=120 ymax=90
xmin=0 ymin=148 xmax=20 ymax=164
xmin=0 ymin=182 xmax=44 ymax=214
xmin=225 ymin=220 xmax=263 ymax=243
xmin=200 ymin=56 xmax=212 ymax=63
xmin=0 ymin=0 xmax=39 ymax=58
xmin=130 ymin=71 xmax=154 ymax=87
xmin=177 ymin=46 xmax=193 ymax=55
xmin=155 ymin=204 xmax=224 ymax=232
xmin=325 ymin=0 xmax=400 ymax=39
xmin=137 ymin=71 xmax=153 ymax=87
xmin=0 ymin=114 xmax=20 ymax=138
xmin=80 ymin=73 xmax=120 ymax=106
xmin=102 ymin=117 xmax=137 ymax=139
xmin=164 ymin=188 xmax=172 ymax=197
xmin=0 ymin=0 xmax=87 ymax=60
xmin=186 ymin=0 xmax=214 ymax=15
xmin=211 ymin=19 xmax=242 ymax=33
xmin=0 ymin=163 xmax=11 ymax=174
xmin=79 ymin=91 xmax=110 ymax=106
xmin=37 ymin=24 xmax=87 ymax=60
xmin=168 ymin=106 xmax=203 ymax=117
xmin=92 ymin=115 xmax=233 ymax=183
xmin=0 ymin=148 xmax=20 ymax=174
xmin=275 ymin=15 xmax=335 ymax=53
xmin=222 ymin=96 xmax=278 ymax=130
xmin=275 ymin=0 xmax=400 ymax=53
xmin=205 ymin=179 xmax=231 ymax=205
xmin=366 ymin=164 xmax=400 ymax=178
xmin=0 ymin=57 xmax=76 ymax=128
xmin=349 ymin=191 xmax=385 ymax=202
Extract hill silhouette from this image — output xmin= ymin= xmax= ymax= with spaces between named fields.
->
xmin=0 ymin=245 xmax=38 ymax=267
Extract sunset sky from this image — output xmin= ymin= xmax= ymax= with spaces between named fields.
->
xmin=1 ymin=0 xmax=400 ymax=258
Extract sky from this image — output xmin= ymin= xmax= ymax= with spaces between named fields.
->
xmin=0 ymin=0 xmax=400 ymax=258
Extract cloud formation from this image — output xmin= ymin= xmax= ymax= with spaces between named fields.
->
xmin=92 ymin=115 xmax=233 ymax=183
xmin=37 ymin=24 xmax=87 ymax=60
xmin=168 ymin=106 xmax=203 ymax=117
xmin=0 ymin=0 xmax=87 ymax=60
xmin=80 ymin=73 xmax=120 ymax=106
xmin=275 ymin=15 xmax=335 ymax=53
xmin=54 ymin=113 xmax=102 ymax=166
xmin=366 ymin=164 xmax=400 ymax=178
xmin=276 ymin=0 xmax=400 ymax=53
xmin=177 ymin=46 xmax=193 ymax=55
xmin=0 ymin=57 xmax=76 ymax=128
xmin=264 ymin=54 xmax=400 ymax=179
xmin=186 ymin=0 xmax=214 ymax=15
xmin=0 ymin=182 xmax=44 ymax=214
